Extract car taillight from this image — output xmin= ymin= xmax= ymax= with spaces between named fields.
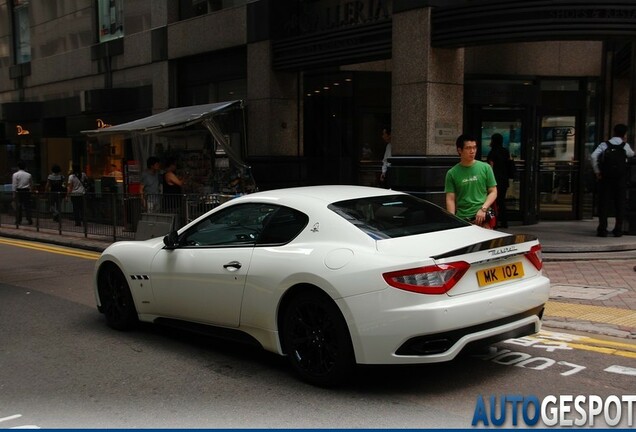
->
xmin=525 ymin=244 xmax=543 ymax=270
xmin=382 ymin=261 xmax=470 ymax=295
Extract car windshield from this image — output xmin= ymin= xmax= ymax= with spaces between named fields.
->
xmin=329 ymin=194 xmax=469 ymax=239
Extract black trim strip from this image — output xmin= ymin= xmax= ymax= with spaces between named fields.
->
xmin=272 ymin=21 xmax=391 ymax=70
xmin=154 ymin=317 xmax=262 ymax=348
xmin=431 ymin=234 xmax=538 ymax=260
xmin=432 ymin=2 xmax=636 ymax=47
xmin=395 ymin=305 xmax=544 ymax=356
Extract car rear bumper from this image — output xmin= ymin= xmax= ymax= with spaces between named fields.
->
xmin=338 ymin=275 xmax=550 ymax=364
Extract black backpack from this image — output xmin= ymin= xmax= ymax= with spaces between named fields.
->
xmin=49 ymin=175 xmax=65 ymax=192
xmin=600 ymin=142 xmax=627 ymax=179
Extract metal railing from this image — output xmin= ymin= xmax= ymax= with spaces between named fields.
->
xmin=0 ymin=191 xmax=232 ymax=242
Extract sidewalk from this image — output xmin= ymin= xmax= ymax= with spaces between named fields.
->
xmin=1 ymin=219 xmax=636 ymax=341
xmin=504 ymin=219 xmax=636 ymax=340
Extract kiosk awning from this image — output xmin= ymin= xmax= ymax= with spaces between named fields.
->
xmin=81 ymin=100 xmax=243 ymax=137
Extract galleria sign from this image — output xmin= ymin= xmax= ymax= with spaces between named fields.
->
xmin=283 ymin=0 xmax=392 ymax=36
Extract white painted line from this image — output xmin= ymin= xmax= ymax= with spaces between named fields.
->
xmin=10 ymin=425 xmax=40 ymax=429
xmin=0 ymin=415 xmax=22 ymax=423
xmin=605 ymin=365 xmax=636 ymax=376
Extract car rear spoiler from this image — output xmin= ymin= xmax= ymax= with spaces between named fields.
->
xmin=431 ymin=234 xmax=539 ymax=260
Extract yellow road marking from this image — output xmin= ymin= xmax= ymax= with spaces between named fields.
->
xmin=0 ymin=238 xmax=100 ymax=260
xmin=565 ymin=342 xmax=636 ymax=359
xmin=537 ymin=329 xmax=636 ymax=359
xmin=545 ymin=301 xmax=636 ymax=328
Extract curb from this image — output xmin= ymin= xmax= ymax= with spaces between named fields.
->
xmin=0 ymin=229 xmax=109 ymax=253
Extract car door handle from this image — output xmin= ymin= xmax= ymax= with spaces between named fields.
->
xmin=223 ymin=261 xmax=242 ymax=271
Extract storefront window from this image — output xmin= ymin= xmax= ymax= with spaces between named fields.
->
xmin=215 ymin=79 xmax=246 ymax=102
xmin=97 ymin=0 xmax=124 ymax=43
xmin=153 ymin=119 xmax=248 ymax=195
xmin=179 ymin=0 xmax=250 ymax=20
xmin=177 ymin=47 xmax=247 ymax=106
xmin=12 ymin=0 xmax=31 ymax=64
xmin=582 ymin=80 xmax=599 ymax=219
xmin=304 ymin=71 xmax=390 ymax=187
xmin=86 ymin=136 xmax=126 ymax=193
xmin=1 ymin=139 xmax=40 ymax=186
xmin=480 ymin=118 xmax=523 ymax=215
xmin=0 ymin=6 xmax=11 ymax=66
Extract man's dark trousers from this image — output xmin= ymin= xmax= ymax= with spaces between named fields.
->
xmin=597 ymin=175 xmax=627 ymax=235
xmin=15 ymin=188 xmax=32 ymax=225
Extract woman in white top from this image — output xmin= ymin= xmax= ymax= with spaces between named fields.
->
xmin=67 ymin=164 xmax=86 ymax=226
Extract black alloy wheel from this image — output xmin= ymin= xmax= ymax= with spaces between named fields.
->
xmin=97 ymin=264 xmax=138 ymax=330
xmin=282 ymin=291 xmax=355 ymax=387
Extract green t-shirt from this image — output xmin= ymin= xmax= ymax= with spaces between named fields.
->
xmin=444 ymin=160 xmax=497 ymax=220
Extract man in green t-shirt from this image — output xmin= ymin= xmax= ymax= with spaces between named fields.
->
xmin=445 ymin=134 xmax=498 ymax=227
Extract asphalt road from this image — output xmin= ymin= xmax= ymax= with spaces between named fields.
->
xmin=0 ymin=240 xmax=634 ymax=428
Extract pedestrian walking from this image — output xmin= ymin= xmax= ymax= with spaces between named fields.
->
xmin=67 ymin=164 xmax=87 ymax=227
xmin=45 ymin=164 xmax=65 ymax=222
xmin=140 ymin=156 xmax=161 ymax=213
xmin=590 ymin=123 xmax=635 ymax=237
xmin=12 ymin=160 xmax=33 ymax=225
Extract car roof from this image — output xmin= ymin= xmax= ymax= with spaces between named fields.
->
xmin=244 ymin=185 xmax=403 ymax=204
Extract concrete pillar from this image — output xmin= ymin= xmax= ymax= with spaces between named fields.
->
xmin=246 ymin=41 xmax=298 ymax=156
xmin=392 ymin=7 xmax=464 ymax=156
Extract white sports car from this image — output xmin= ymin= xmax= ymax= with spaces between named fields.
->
xmin=94 ymin=186 xmax=550 ymax=386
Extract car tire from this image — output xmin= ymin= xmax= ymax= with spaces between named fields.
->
xmin=97 ymin=263 xmax=138 ymax=331
xmin=282 ymin=291 xmax=355 ymax=387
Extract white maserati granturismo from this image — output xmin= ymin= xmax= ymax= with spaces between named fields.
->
xmin=94 ymin=185 xmax=550 ymax=386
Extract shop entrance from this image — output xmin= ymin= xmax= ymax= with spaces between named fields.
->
xmin=473 ymin=107 xmax=528 ymax=224
xmin=537 ymin=114 xmax=580 ymax=220
xmin=472 ymin=107 xmax=584 ymax=223
xmin=303 ymin=71 xmax=391 ymax=186
xmin=467 ymin=79 xmax=597 ymax=223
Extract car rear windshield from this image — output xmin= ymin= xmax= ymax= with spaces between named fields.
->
xmin=329 ymin=194 xmax=469 ymax=239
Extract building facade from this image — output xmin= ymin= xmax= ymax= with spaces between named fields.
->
xmin=1 ymin=0 xmax=635 ymax=224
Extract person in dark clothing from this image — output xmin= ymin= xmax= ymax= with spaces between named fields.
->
xmin=590 ymin=123 xmax=635 ymax=237
xmin=162 ymin=157 xmax=183 ymax=194
xmin=487 ymin=133 xmax=513 ymax=228
xmin=45 ymin=164 xmax=65 ymax=222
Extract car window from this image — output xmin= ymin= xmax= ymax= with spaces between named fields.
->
xmin=328 ymin=194 xmax=468 ymax=239
xmin=181 ymin=203 xmax=277 ymax=247
xmin=256 ymin=206 xmax=309 ymax=245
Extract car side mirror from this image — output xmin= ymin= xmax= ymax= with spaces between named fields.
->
xmin=163 ymin=231 xmax=179 ymax=249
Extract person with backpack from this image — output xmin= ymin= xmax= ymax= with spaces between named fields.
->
xmin=591 ymin=123 xmax=635 ymax=237
xmin=45 ymin=164 xmax=65 ymax=222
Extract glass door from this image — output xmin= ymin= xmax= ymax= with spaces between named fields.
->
xmin=475 ymin=107 xmax=528 ymax=223
xmin=538 ymin=115 xmax=579 ymax=219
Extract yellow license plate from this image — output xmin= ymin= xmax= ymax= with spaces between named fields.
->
xmin=476 ymin=262 xmax=524 ymax=287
